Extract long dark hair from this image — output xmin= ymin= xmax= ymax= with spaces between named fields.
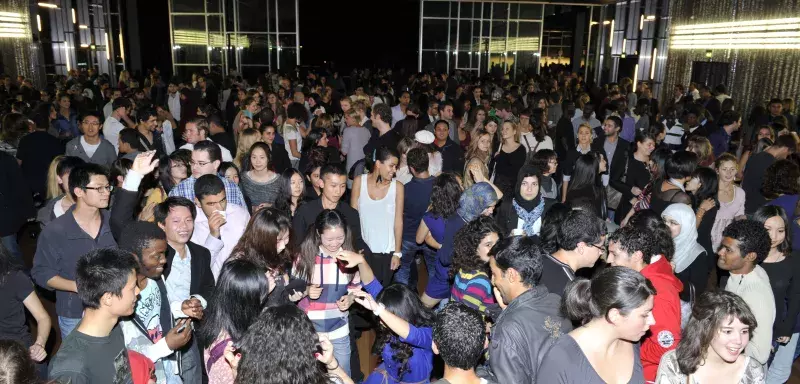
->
xmin=273 ymin=168 xmax=306 ymax=217
xmin=753 ymin=205 xmax=792 ymax=255
xmin=568 ymin=153 xmax=602 ymax=196
xmin=675 ymin=291 xmax=757 ymax=375
xmin=450 ymin=216 xmax=501 ymax=279
xmin=628 ymin=209 xmax=675 ymax=261
xmin=301 ymin=128 xmax=327 ymax=153
xmin=197 ymin=259 xmax=269 ymax=349
xmin=230 ymin=208 xmax=294 ymax=273
xmin=562 ymin=266 xmax=656 ymax=327
xmin=247 ymin=142 xmax=273 ymax=172
xmin=539 ymin=203 xmax=571 ymax=254
xmin=373 ymin=284 xmax=436 ymax=379
xmin=365 ymin=145 xmax=400 ymax=180
xmin=235 ymin=304 xmax=332 ymax=384
xmin=159 ymin=150 xmax=191 ymax=193
xmin=690 ymin=167 xmax=718 ymax=209
xmin=428 ymin=173 xmax=462 ymax=219
xmin=296 ymin=210 xmax=355 ymax=282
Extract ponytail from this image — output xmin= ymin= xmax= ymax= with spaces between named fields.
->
xmin=365 ymin=145 xmax=400 ymax=182
xmin=561 ymin=266 xmax=656 ymax=326
xmin=561 ymin=279 xmax=595 ymax=325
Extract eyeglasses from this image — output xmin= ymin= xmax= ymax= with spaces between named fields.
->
xmin=190 ymin=160 xmax=212 ymax=167
xmin=82 ymin=121 xmax=100 ymax=127
xmin=84 ymin=185 xmax=114 ymax=193
xmin=588 ymin=243 xmax=606 ymax=254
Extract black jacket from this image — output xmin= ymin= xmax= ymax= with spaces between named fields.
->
xmin=0 ymin=152 xmax=34 ymax=236
xmin=592 ymin=136 xmax=631 ymax=197
xmin=292 ymin=199 xmax=372 ymax=258
xmin=437 ymin=138 xmax=465 ymax=173
xmin=495 ymin=197 xmax=555 ymax=237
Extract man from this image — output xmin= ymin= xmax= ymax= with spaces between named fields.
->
xmin=154 ymin=196 xmax=216 ymax=383
xmin=103 ymin=97 xmax=133 ymax=154
xmin=432 ymin=303 xmax=495 ymax=384
xmin=546 ymin=91 xmax=562 ymax=128
xmin=33 ymin=163 xmax=117 ymax=338
xmin=611 ymin=99 xmax=636 ymax=143
xmin=469 ymin=86 xmax=482 ymax=110
xmin=47 ymin=248 xmax=139 ymax=383
xmin=697 ymin=84 xmax=721 ymax=123
xmin=542 ymin=209 xmax=606 ymax=295
xmin=433 ymin=120 xmax=465 ymax=173
xmin=493 ymin=100 xmax=518 ymax=125
xmin=488 ymin=236 xmax=572 ymax=383
xmin=554 ymin=100 xmax=576 ymax=160
xmin=191 ymin=174 xmax=249 ymax=279
xmin=593 ymin=115 xmax=630 ymax=222
xmin=103 ymin=88 xmax=121 ymax=118
xmin=65 ymin=112 xmax=117 ymax=167
xmin=571 ymin=102 xmax=601 ymax=139
xmin=363 ymin=103 xmax=402 ymax=158
xmin=709 ymin=110 xmax=741 ymax=157
xmin=607 ymin=225 xmax=683 ymax=381
xmin=118 ymin=222 xmax=192 ymax=383
xmin=208 ymin=114 xmax=235 ymax=157
xmin=17 ymin=110 xmax=64 ymax=197
xmin=420 ymin=100 xmax=440 ymax=128
xmin=167 ymin=79 xmax=181 ymax=123
xmin=391 ymin=91 xmax=411 ymax=128
xmin=118 ymin=128 xmax=146 ymax=161
xmin=135 ymin=108 xmax=164 ymax=157
xmin=169 ymin=140 xmax=246 ymax=208
xmin=742 ymin=134 xmax=797 ymax=214
xmin=426 ymin=101 xmax=458 ymax=142
xmin=178 ymin=117 xmax=233 ymax=162
xmin=683 ymin=105 xmax=710 ymax=139
xmin=718 ymin=219 xmax=775 ymax=366
xmin=196 ymin=76 xmax=218 ymax=109
xmin=396 ymin=148 xmax=435 ymax=287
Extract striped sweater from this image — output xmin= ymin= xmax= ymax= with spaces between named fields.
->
xmin=451 ymin=269 xmax=501 ymax=320
xmin=297 ymin=250 xmax=362 ymax=340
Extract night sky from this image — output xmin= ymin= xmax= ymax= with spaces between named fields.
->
xmin=138 ymin=0 xmax=421 ymax=79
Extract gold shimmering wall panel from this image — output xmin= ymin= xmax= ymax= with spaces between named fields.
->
xmin=663 ymin=0 xmax=800 ymax=117
xmin=0 ymin=0 xmax=40 ymax=84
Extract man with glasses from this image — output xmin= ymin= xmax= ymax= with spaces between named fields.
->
xmin=169 ymin=140 xmax=245 ymax=208
xmin=65 ymin=112 xmax=117 ymax=167
xmin=540 ymin=209 xmax=606 ymax=296
xmin=32 ymin=163 xmax=118 ymax=339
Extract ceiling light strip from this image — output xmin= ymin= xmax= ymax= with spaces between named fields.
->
xmin=672 ymin=31 xmax=800 ymax=40
xmin=673 ymin=24 xmax=800 ymax=35
xmin=673 ymin=17 xmax=800 ymax=30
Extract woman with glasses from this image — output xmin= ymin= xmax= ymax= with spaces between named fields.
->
xmin=529 ymin=149 xmax=559 ymax=200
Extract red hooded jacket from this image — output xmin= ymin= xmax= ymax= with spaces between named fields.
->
xmin=640 ymin=256 xmax=683 ymax=382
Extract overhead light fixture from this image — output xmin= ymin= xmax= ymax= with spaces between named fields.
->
xmin=104 ymin=31 xmax=109 ymax=59
xmin=706 ymin=50 xmax=713 ymax=57
xmin=79 ymin=24 xmax=88 ymax=29
xmin=80 ymin=43 xmax=88 ymax=47
xmin=38 ymin=3 xmax=58 ymax=9
xmin=0 ymin=12 xmax=28 ymax=38
xmin=603 ymin=20 xmax=611 ymax=25
xmin=72 ymin=8 xmax=76 ymax=24
xmin=671 ymin=18 xmax=800 ymax=49
xmin=118 ymin=32 xmax=124 ymax=61
xmin=609 ymin=20 xmax=614 ymax=47
xmin=632 ymin=64 xmax=639 ymax=92
xmin=64 ymin=43 xmax=70 ymax=71
xmin=590 ymin=21 xmax=598 ymax=26
xmin=650 ymin=48 xmax=657 ymax=79
xmin=646 ymin=15 xmax=656 ymax=20
xmin=640 ymin=15 xmax=644 ymax=30
xmin=36 ymin=15 xmax=41 ymax=32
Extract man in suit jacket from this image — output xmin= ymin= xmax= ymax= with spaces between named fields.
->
xmin=592 ymin=115 xmax=630 ymax=223
xmin=110 ymin=152 xmax=213 ymax=384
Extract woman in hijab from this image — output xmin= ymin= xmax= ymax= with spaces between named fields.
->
xmin=662 ymin=203 xmax=710 ymax=302
xmin=421 ymin=182 xmax=501 ymax=308
xmin=496 ymin=165 xmax=551 ymax=237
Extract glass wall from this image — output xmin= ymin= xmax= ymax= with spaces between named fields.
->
xmin=419 ymin=0 xmax=544 ymax=78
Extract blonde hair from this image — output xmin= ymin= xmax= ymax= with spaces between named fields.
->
xmin=578 ymin=94 xmax=590 ymax=110
xmin=46 ymin=155 xmax=65 ymax=200
xmin=313 ymin=114 xmax=334 ymax=131
xmin=463 ymin=157 xmax=490 ymax=190
xmin=345 ymin=108 xmax=361 ymax=125
xmin=503 ymin=121 xmax=521 ymax=143
xmin=235 ymin=128 xmax=263 ymax=169
xmin=466 ymin=129 xmax=491 ymax=166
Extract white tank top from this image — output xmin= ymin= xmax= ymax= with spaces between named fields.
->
xmin=358 ymin=175 xmax=397 ymax=253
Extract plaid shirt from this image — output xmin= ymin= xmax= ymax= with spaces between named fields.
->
xmin=297 ymin=251 xmax=363 ymax=339
xmin=168 ymin=175 xmax=246 ymax=208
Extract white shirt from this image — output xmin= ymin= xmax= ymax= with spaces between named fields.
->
xmin=103 ymin=101 xmax=113 ymax=119
xmin=179 ymin=139 xmax=233 ymax=162
xmin=80 ymin=136 xmax=100 ymax=158
xmin=165 ymin=246 xmax=192 ymax=311
xmin=168 ymin=92 xmax=181 ymax=122
xmin=357 ymin=175 xmax=397 ymax=253
xmin=161 ymin=120 xmax=176 ymax=155
xmin=191 ymin=203 xmax=250 ymax=281
xmin=391 ymin=104 xmax=406 ymax=128
xmin=724 ymin=265 xmax=775 ymax=365
xmin=520 ymin=132 xmax=553 ymax=153
xmin=103 ymin=116 xmax=125 ymax=154
xmin=281 ymin=124 xmax=300 ymax=161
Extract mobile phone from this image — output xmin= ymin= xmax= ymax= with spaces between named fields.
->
xmin=286 ymin=278 xmax=308 ymax=296
xmin=176 ymin=321 xmax=188 ymax=333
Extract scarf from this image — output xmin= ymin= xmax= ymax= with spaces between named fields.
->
xmin=457 ymin=182 xmax=499 ymax=222
xmin=662 ymin=203 xmax=706 ymax=273
xmin=513 ymin=197 xmax=545 ymax=236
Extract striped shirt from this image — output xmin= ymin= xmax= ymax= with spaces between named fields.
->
xmin=297 ymin=250 xmax=362 ymax=340
xmin=451 ymin=269 xmax=499 ymax=317
xmin=169 ymin=175 xmax=246 ymax=208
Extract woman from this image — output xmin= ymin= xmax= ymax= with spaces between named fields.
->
xmin=352 ymin=284 xmax=435 ymax=384
xmin=234 ymin=96 xmax=260 ymax=139
xmin=240 ymin=142 xmax=281 ymax=211
xmin=529 ymin=149 xmax=559 ymax=200
xmin=710 ymin=153 xmax=746 ymax=252
xmin=303 ymin=148 xmax=328 ymax=200
xmin=273 ymin=168 xmax=307 ymax=217
xmin=662 ymin=203 xmax=711 ymax=301
xmin=565 ymin=153 xmax=608 ymax=220
xmin=687 ymin=167 xmax=719 ymax=260
xmin=229 ymin=207 xmax=295 ymax=306
xmin=37 ymin=156 xmax=85 ymax=228
xmin=351 ymin=146 xmax=404 ymax=286
xmin=340 ymin=108 xmax=371 ymax=187
xmin=416 ymin=173 xmax=462 ymax=270
xmin=615 ymin=131 xmax=657 ymax=224
xmin=649 ymin=122 xmax=667 ymax=151
xmin=199 ymin=259 xmax=271 ymax=384
xmin=463 ymin=129 xmax=492 ymax=189
xmin=118 ymin=69 xmax=131 ymax=89
xmin=537 ymin=266 xmax=656 ymax=383
xmin=655 ymin=291 xmax=765 ymax=383
xmin=649 ymin=151 xmax=698 ymax=216
xmin=294 ymin=210 xmax=373 ymax=377
xmin=687 ymin=136 xmax=715 ymax=168
xmin=231 ymin=304 xmax=354 ymax=384
xmin=738 ymin=126 xmax=775 ymax=178
xmin=0 ymin=244 xmax=50 ymax=375
xmin=283 ymin=102 xmax=307 ymax=168
xmin=489 ymin=121 xmax=526 ymax=199
xmin=261 ymin=124 xmax=291 ymax=174
xmin=449 ymin=216 xmax=502 ymax=319
xmin=496 ymin=166 xmax=550 ymax=237
xmin=219 ymin=162 xmax=240 ymax=186
xmin=157 ymin=150 xmax=191 ymax=194
xmin=753 ymin=206 xmax=800 ymax=384
xmin=561 ymin=123 xmax=595 ymax=201
xmin=299 ymin=128 xmax=341 ymax=173
xmin=422 ymin=182 xmax=501 ymax=308
xmin=467 ymin=106 xmax=487 ymax=135
xmin=312 ymin=114 xmax=339 ymax=150
xmin=54 ymin=94 xmax=79 ymax=139
xmin=761 ymin=160 xmax=800 ymax=249
xmin=481 ymin=117 xmax=501 ymax=158
xmin=234 ymin=128 xmax=263 ymax=171
xmin=520 ymin=108 xmax=553 ymax=154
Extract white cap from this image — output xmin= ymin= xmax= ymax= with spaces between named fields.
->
xmin=414 ymin=130 xmax=435 ymax=145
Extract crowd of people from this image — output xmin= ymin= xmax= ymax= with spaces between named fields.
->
xmin=1 ymin=64 xmax=800 ymax=384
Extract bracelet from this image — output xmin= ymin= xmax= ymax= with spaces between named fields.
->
xmin=326 ymin=361 xmax=339 ymax=371
xmin=373 ymin=303 xmax=386 ymax=317
xmin=392 ymin=252 xmax=402 ymax=258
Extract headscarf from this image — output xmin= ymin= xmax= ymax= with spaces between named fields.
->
xmin=662 ymin=203 xmax=706 ymax=273
xmin=457 ymin=182 xmax=498 ymax=222
xmin=513 ymin=166 xmax=546 ymax=236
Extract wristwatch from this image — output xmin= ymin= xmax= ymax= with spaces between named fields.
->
xmin=392 ymin=252 xmax=402 ymax=258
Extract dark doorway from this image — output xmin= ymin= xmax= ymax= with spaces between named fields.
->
xmin=691 ymin=61 xmax=729 ymax=88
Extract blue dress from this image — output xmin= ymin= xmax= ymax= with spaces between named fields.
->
xmin=422 ymin=212 xmax=445 ymax=243
xmin=425 ymin=214 xmax=466 ymax=299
